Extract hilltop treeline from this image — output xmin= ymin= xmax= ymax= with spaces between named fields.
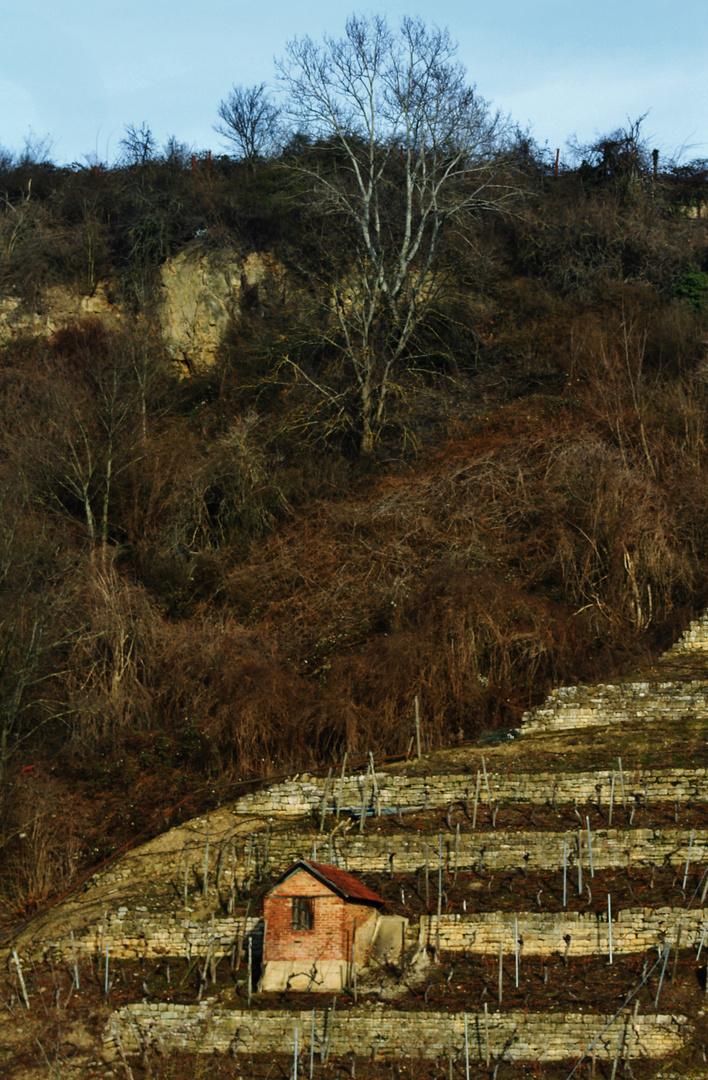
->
xmin=1 ymin=121 xmax=708 ymax=917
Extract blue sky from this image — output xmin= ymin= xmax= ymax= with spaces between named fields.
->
xmin=2 ymin=0 xmax=706 ymax=166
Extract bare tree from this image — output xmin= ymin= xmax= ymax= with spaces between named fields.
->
xmin=214 ymin=83 xmax=280 ymax=168
xmin=0 ymin=490 xmax=74 ymax=784
xmin=277 ymin=15 xmax=513 ymax=454
xmin=119 ymin=122 xmax=156 ymax=168
xmin=5 ymin=327 xmax=142 ymax=562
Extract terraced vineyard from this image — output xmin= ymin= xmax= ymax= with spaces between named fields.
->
xmin=5 ymin=613 xmax=708 ymax=1078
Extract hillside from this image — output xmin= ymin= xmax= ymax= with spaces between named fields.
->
xmin=0 ymin=128 xmax=708 ymax=955
xmin=4 ymin=618 xmax=708 ymax=1076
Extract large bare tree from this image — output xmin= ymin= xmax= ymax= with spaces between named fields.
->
xmin=278 ymin=14 xmax=513 ymax=454
xmin=215 ymin=83 xmax=281 ymax=168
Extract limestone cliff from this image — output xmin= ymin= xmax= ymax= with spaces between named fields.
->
xmin=0 ymin=244 xmax=287 ymax=372
xmin=157 ymin=244 xmax=287 ymax=372
xmin=0 ymin=282 xmax=121 ymax=343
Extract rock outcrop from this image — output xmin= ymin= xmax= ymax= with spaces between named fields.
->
xmin=157 ymin=244 xmax=287 ymax=371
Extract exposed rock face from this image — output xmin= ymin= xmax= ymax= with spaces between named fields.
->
xmin=0 ymin=282 xmax=121 ymax=343
xmin=157 ymin=245 xmax=286 ymax=371
xmin=0 ymin=244 xmax=287 ymax=372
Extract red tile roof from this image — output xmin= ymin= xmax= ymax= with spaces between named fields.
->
xmin=271 ymin=860 xmax=384 ymax=905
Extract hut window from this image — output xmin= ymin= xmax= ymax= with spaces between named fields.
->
xmin=292 ymin=897 xmax=315 ymax=930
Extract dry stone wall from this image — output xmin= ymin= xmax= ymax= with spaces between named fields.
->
xmin=520 ymin=681 xmax=708 ymax=736
xmin=233 ymin=766 xmax=708 ymax=818
xmin=666 ymin=612 xmax=708 ymax=655
xmin=240 ymin=825 xmax=703 ymax=877
xmin=419 ymin=906 xmax=708 ymax=958
xmin=36 ymin=911 xmax=261 ymax=964
xmin=32 ymin=901 xmax=706 ymax=968
xmin=105 ymin=1003 xmax=687 ymax=1063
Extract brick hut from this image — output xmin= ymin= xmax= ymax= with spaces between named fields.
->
xmin=260 ymin=859 xmax=385 ymax=991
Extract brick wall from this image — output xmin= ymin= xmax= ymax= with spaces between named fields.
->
xmin=264 ymin=870 xmax=356 ymax=963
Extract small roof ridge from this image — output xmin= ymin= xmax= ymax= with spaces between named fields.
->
xmin=271 ymin=859 xmax=385 ymax=906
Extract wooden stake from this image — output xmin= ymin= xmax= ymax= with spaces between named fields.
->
xmin=563 ymin=842 xmax=567 ymax=908
xmin=310 ymin=1009 xmax=315 ymax=1079
xmin=183 ymin=841 xmax=190 ymax=906
xmin=683 ymin=830 xmax=694 ymax=890
xmin=483 ymin=1003 xmax=490 ymax=1067
xmin=436 ymin=834 xmax=443 ymax=960
xmin=319 ymin=767 xmax=333 ymax=834
xmin=577 ymin=830 xmax=583 ymax=894
xmin=424 ymin=844 xmax=430 ymax=908
xmin=481 ymin=756 xmax=492 ymax=807
xmin=498 ymin=941 xmax=503 ymax=1005
xmin=368 ymin=752 xmax=380 ymax=816
xmin=607 ymin=894 xmax=613 ymax=965
xmin=672 ymin=924 xmax=682 ymax=984
xmin=203 ymin=822 xmax=210 ymax=899
xmin=215 ymin=823 xmax=234 ymax=898
xmin=701 ymin=868 xmax=708 ymax=905
xmin=696 ymin=918 xmax=708 ymax=961
xmin=464 ymin=1012 xmax=470 ymax=1079
xmin=454 ymin=823 xmax=460 ymax=885
xmin=414 ymin=696 xmax=422 ymax=760
xmin=70 ymin=930 xmax=80 ymax=989
xmin=350 ymin=918 xmax=358 ymax=1000
xmin=227 ymin=843 xmax=236 ymax=915
xmin=655 ymin=940 xmax=671 ymax=1008
xmin=12 ymin=951 xmax=29 ymax=1009
xmin=472 ymin=771 xmax=480 ymax=830
xmin=359 ymin=760 xmax=370 ymax=834
xmin=323 ymin=997 xmax=336 ymax=1065
xmin=246 ymin=834 xmax=253 ymax=886
xmin=115 ymin=1031 xmax=136 ymax=1080
xmin=247 ymin=936 xmax=252 ymax=1006
xmin=609 ymin=772 xmax=615 ymax=827
xmin=336 ymin=753 xmax=348 ymax=820
xmin=293 ymin=1026 xmax=299 ymax=1080
xmin=609 ymin=1015 xmax=624 ymax=1080
xmin=625 ymin=1000 xmax=639 ymax=1061
xmin=514 ymin=917 xmax=519 ymax=987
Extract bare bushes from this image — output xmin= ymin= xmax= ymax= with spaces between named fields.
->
xmin=0 ymin=779 xmax=81 ymax=914
xmin=546 ymin=434 xmax=692 ymax=632
xmin=150 ymin=615 xmax=310 ymax=777
xmin=64 ymin=560 xmax=160 ymax=747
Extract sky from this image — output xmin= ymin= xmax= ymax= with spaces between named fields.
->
xmin=1 ymin=0 xmax=706 ymax=167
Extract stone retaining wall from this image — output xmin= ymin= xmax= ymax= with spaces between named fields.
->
xmin=419 ymin=906 xmax=708 ymax=957
xmin=667 ymin=612 xmax=708 ymax=654
xmin=232 ymin=767 xmax=708 ymax=818
xmin=241 ymin=825 xmax=704 ymax=878
xmin=105 ymin=1003 xmax=687 ymax=1063
xmin=520 ymin=681 xmax=708 ymax=736
xmin=87 ymin=824 xmax=706 ymax=893
xmin=32 ymin=900 xmax=707 ymax=966
xmin=35 ymin=912 xmax=262 ymax=964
